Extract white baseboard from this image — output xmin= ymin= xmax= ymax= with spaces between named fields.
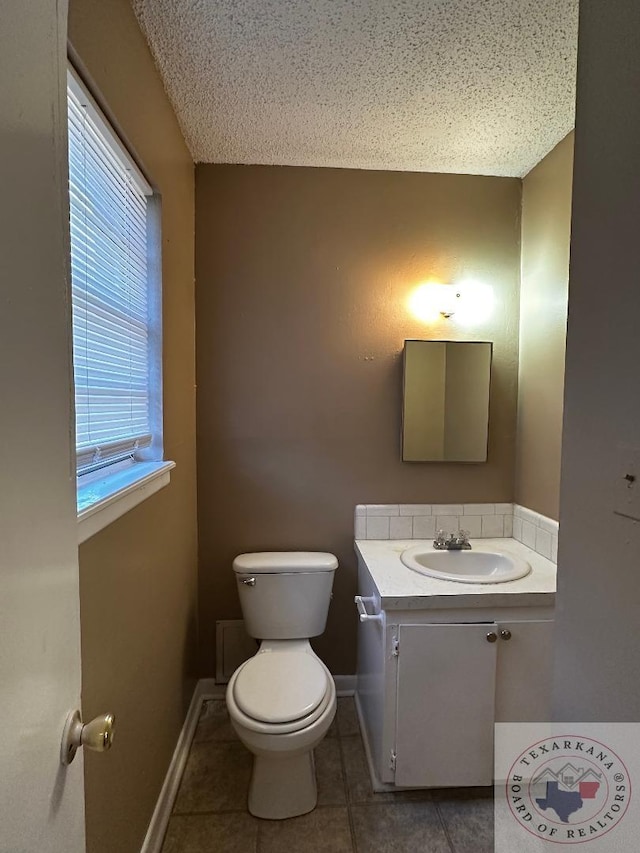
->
xmin=354 ymin=689 xmax=414 ymax=793
xmin=140 ymin=673 xmax=358 ymax=851
xmin=140 ymin=679 xmax=213 ymax=853
xmin=199 ymin=678 xmax=226 ymax=699
xmin=354 ymin=689 xmax=393 ymax=791
xmin=333 ymin=674 xmax=356 ymax=696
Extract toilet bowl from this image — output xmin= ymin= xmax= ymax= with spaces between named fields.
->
xmin=226 ymin=552 xmax=338 ymax=820
xmin=227 ymin=640 xmax=336 ymax=819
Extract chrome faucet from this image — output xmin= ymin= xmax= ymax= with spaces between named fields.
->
xmin=433 ymin=529 xmax=472 ymax=550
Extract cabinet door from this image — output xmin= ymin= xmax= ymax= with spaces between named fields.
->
xmin=495 ymin=620 xmax=554 ymax=722
xmin=395 ymin=623 xmax=497 ymax=787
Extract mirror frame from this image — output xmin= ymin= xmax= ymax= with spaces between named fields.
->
xmin=401 ymin=339 xmax=493 ymax=463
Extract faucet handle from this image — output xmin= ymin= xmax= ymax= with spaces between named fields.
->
xmin=458 ymin=529 xmax=472 ymax=549
xmin=433 ymin=529 xmax=449 ymax=549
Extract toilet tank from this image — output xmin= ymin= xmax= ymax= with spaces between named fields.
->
xmin=233 ymin=552 xmax=338 ymax=639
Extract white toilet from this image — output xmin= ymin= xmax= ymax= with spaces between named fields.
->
xmin=226 ymin=551 xmax=338 ymax=820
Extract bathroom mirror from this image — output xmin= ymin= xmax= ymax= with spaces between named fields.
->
xmin=402 ymin=340 xmax=492 ymax=462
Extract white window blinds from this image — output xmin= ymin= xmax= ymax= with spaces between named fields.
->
xmin=67 ymin=69 xmax=155 ymax=475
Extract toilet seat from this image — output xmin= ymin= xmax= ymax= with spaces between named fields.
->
xmin=229 ymin=652 xmax=332 ymax=735
xmin=235 ymin=651 xmax=327 ymax=722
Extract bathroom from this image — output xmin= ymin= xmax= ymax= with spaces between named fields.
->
xmin=3 ymin=1 xmax=640 ymax=852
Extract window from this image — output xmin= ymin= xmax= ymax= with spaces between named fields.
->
xmin=67 ymin=67 xmax=172 ymax=539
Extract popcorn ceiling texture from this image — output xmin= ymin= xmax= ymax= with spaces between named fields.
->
xmin=132 ymin=0 xmax=578 ymax=178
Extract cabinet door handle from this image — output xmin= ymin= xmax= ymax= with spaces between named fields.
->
xmin=486 ymin=631 xmax=498 ymax=643
xmin=500 ymin=629 xmax=512 ymax=641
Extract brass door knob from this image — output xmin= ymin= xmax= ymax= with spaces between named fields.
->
xmin=500 ymin=629 xmax=512 ymax=641
xmin=61 ymin=710 xmax=116 ymax=765
xmin=486 ymin=631 xmax=498 ymax=643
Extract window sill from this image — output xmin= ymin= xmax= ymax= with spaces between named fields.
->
xmin=77 ymin=460 xmax=175 ymax=544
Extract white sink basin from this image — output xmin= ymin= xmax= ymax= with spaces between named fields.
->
xmin=400 ymin=545 xmax=531 ymax=584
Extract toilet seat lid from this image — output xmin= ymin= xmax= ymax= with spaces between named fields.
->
xmin=233 ymin=652 xmax=328 ymax=724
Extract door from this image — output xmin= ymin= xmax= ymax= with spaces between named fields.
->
xmin=495 ymin=620 xmax=554 ymax=722
xmin=0 ymin=1 xmax=85 ymax=851
xmin=394 ymin=623 xmax=498 ymax=787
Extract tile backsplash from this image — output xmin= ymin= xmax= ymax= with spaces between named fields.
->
xmin=512 ymin=504 xmax=558 ymax=563
xmin=355 ymin=502 xmax=558 ymax=564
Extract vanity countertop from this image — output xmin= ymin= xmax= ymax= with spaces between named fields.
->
xmin=355 ymin=537 xmax=556 ymax=611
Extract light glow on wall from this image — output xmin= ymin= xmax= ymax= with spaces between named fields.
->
xmin=408 ymin=280 xmax=494 ymax=325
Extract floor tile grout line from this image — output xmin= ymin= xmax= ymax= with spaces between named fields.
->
xmin=170 ymin=808 xmax=257 ymax=818
xmin=172 ymin=800 xmax=345 ymax=819
xmin=433 ymin=800 xmax=458 ymax=853
xmin=342 ymin=731 xmax=374 ymax=809
xmin=255 ymin=811 xmax=264 ymax=853
xmin=340 ymin=730 xmax=420 ymax=809
xmin=336 ymin=730 xmax=360 ymax=853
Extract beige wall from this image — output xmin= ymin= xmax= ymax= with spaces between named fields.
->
xmin=516 ymin=133 xmax=574 ymax=519
xmin=553 ymin=2 xmax=640 ymax=721
xmin=196 ymin=165 xmax=521 ymax=674
xmin=68 ymin=2 xmax=197 ymax=852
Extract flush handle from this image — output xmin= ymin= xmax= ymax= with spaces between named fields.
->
xmin=240 ymin=576 xmax=256 ymax=586
xmin=500 ymin=629 xmax=512 ymax=641
xmin=486 ymin=631 xmax=498 ymax=643
xmin=61 ymin=710 xmax=116 ymax=765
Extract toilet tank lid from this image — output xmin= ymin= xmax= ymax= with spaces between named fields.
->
xmin=233 ymin=551 xmax=338 ymax=574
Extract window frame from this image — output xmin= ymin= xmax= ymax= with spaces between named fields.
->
xmin=67 ymin=64 xmax=173 ymax=542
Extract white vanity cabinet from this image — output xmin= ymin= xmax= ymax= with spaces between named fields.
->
xmin=393 ymin=618 xmax=553 ymax=787
xmin=354 ymin=541 xmax=556 ymax=790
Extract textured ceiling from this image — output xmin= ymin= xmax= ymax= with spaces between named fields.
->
xmin=132 ymin=0 xmax=578 ymax=178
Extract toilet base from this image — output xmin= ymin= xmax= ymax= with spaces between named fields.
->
xmin=248 ymin=750 xmax=317 ymax=819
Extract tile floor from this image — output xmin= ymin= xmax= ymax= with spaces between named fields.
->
xmin=162 ymin=697 xmax=494 ymax=853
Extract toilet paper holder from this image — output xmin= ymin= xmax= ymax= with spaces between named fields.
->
xmin=354 ymin=595 xmax=384 ymax=624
